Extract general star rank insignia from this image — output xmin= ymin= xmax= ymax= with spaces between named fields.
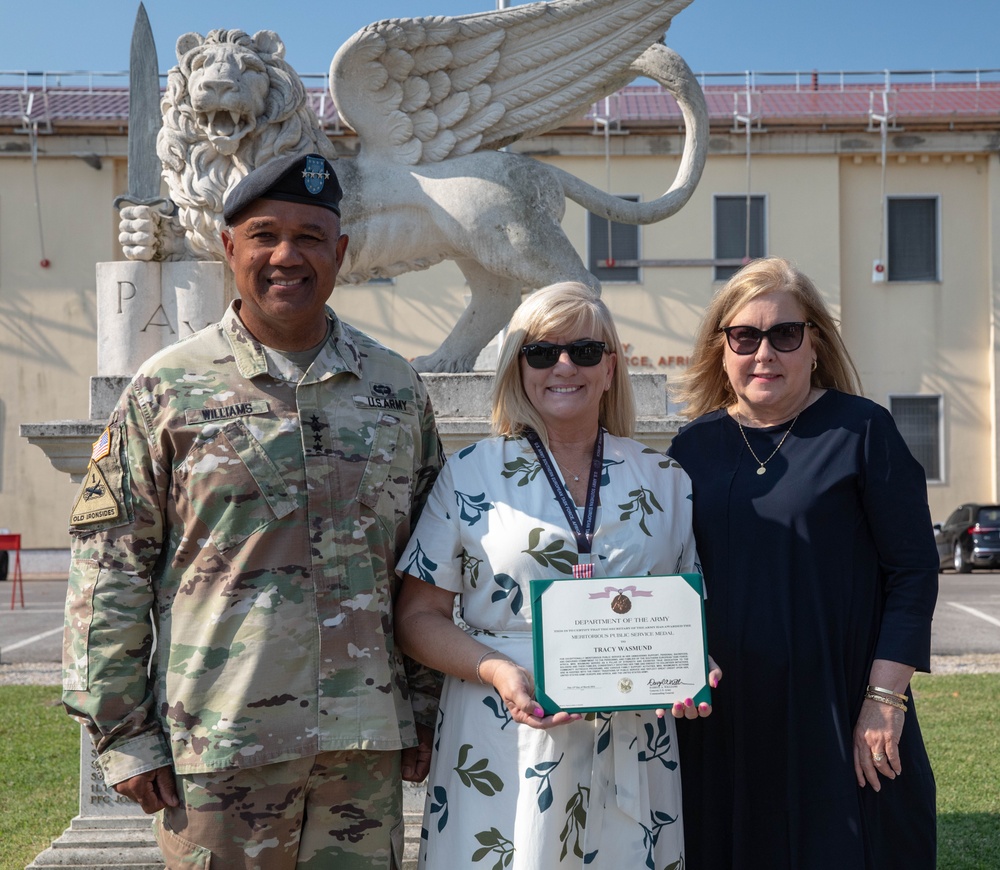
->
xmin=302 ymin=155 xmax=329 ymax=194
xmin=71 ymin=462 xmax=120 ymax=525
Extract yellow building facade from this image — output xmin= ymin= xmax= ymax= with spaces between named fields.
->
xmin=1 ymin=71 xmax=998 ymax=547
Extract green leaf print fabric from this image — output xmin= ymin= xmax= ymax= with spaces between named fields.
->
xmin=397 ymin=435 xmax=700 ymax=869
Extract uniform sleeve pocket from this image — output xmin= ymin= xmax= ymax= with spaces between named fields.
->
xmin=63 ymin=560 xmax=99 ymax=691
xmin=178 ymin=419 xmax=298 ymax=554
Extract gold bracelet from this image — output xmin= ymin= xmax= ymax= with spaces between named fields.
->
xmin=864 ymin=691 xmax=908 ymax=712
xmin=867 ymin=684 xmax=908 ymax=702
xmin=475 ymin=649 xmax=499 ymax=685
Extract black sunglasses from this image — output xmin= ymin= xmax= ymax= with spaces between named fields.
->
xmin=520 ymin=340 xmax=608 ymax=369
xmin=718 ymin=321 xmax=814 ymax=355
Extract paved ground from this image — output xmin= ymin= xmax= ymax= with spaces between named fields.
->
xmin=3 ymin=573 xmax=996 ymax=869
xmin=0 ymin=577 xmax=66 ymax=681
xmin=4 ymin=575 xmax=999 ymax=684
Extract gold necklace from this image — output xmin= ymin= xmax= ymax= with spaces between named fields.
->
xmin=736 ymin=412 xmax=799 ymax=475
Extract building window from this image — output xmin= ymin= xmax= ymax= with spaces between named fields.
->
xmin=887 ymin=197 xmax=938 ymax=281
xmin=889 ymin=395 xmax=942 ymax=482
xmin=714 ymin=195 xmax=766 ymax=281
xmin=588 ymin=196 xmax=639 ymax=283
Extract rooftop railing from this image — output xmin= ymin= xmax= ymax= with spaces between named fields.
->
xmin=3 ymin=69 xmax=999 ymax=132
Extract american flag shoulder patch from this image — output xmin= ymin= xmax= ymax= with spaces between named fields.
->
xmin=91 ymin=427 xmax=111 ymax=462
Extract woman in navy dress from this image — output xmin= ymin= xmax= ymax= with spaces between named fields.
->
xmin=668 ymin=257 xmax=937 ymax=869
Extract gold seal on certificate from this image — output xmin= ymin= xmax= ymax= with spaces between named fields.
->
xmin=529 ymin=574 xmax=709 ymax=714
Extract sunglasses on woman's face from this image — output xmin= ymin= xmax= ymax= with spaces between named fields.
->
xmin=718 ymin=321 xmax=814 ymax=355
xmin=520 ymin=340 xmax=608 ymax=369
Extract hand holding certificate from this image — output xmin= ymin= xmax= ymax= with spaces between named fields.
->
xmin=530 ymin=573 xmax=709 ymax=714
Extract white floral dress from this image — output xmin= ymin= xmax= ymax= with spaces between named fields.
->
xmin=398 ymin=434 xmax=699 ymax=870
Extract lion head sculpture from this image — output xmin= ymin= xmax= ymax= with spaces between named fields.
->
xmin=119 ymin=1 xmax=706 ymax=373
xmin=154 ymin=29 xmax=337 ymax=261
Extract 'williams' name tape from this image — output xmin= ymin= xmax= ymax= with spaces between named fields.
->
xmin=184 ymin=400 xmax=271 ymax=425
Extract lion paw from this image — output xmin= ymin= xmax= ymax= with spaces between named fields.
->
xmin=410 ymin=352 xmax=478 ymax=373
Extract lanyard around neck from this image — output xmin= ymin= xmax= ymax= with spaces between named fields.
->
xmin=524 ymin=428 xmax=603 ymax=556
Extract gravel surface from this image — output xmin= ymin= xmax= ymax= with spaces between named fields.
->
xmin=0 ymin=662 xmax=61 ymax=686
xmin=2 ymin=656 xmax=999 ymax=686
xmin=929 ymin=653 xmax=1000 ymax=675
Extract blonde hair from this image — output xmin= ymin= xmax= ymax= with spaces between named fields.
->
xmin=672 ymin=257 xmax=863 ymax=419
xmin=491 ymin=282 xmax=635 ymax=445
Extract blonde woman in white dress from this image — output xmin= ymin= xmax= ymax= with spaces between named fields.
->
xmin=396 ymin=282 xmax=720 ymax=869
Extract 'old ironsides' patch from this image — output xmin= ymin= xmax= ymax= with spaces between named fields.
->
xmin=71 ymin=462 xmax=120 ymax=525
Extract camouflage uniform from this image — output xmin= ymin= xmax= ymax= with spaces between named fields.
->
xmin=153 ymin=750 xmax=404 ymax=868
xmin=64 ymin=303 xmax=442 ymax=863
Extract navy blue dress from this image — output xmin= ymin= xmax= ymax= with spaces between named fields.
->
xmin=669 ymin=390 xmax=937 ymax=870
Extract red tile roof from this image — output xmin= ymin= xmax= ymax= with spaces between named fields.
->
xmin=584 ymin=80 xmax=1000 ymax=129
xmin=2 ymin=72 xmax=999 ymax=133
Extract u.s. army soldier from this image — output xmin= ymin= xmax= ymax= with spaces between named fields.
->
xmin=63 ymin=153 xmax=443 ymax=868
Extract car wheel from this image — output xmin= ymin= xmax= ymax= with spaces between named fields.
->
xmin=954 ymin=541 xmax=971 ymax=574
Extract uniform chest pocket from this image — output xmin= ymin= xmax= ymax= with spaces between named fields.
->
xmin=177 ymin=419 xmax=298 ymax=553
xmin=357 ymin=412 xmax=414 ymax=519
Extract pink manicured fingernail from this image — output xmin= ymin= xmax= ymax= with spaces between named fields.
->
xmin=534 ymin=707 xmax=544 ymax=717
xmin=699 ymin=702 xmax=709 ymax=711
xmin=685 ymin=698 xmax=693 ymax=706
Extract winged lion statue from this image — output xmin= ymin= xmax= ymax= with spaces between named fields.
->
xmin=118 ymin=0 xmax=708 ymax=372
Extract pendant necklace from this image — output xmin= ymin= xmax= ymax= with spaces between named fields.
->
xmin=736 ymin=411 xmax=799 ymax=475
xmin=555 ymin=459 xmax=586 ymax=482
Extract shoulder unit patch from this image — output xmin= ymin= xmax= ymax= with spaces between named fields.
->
xmin=70 ymin=462 xmax=121 ymax=525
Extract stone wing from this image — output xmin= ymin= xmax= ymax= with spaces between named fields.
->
xmin=329 ymin=0 xmax=694 ymax=165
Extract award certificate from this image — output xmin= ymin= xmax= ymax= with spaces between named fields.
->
xmin=529 ymin=573 xmax=709 ymax=714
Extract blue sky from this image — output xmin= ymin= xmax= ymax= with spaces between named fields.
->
xmin=2 ymin=0 xmax=998 ymax=80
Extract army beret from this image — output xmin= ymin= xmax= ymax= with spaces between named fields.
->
xmin=223 ymin=153 xmax=343 ymax=223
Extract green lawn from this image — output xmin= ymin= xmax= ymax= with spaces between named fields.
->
xmin=0 ymin=687 xmax=78 ymax=870
xmin=914 ymin=672 xmax=1000 ymax=869
xmin=0 ymin=675 xmax=997 ymax=869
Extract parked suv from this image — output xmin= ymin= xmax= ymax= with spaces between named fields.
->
xmin=935 ymin=503 xmax=1000 ymax=572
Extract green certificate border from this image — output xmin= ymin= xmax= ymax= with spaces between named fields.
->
xmin=529 ymin=573 xmax=710 ymax=714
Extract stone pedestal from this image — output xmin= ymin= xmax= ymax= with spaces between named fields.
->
xmin=26 ymin=726 xmax=163 ymax=869
xmin=96 ymin=261 xmax=225 ymax=376
xmin=21 ymin=377 xmax=132 ymax=483
xmin=21 ymin=257 xmax=225 ymax=485
xmin=422 ymin=370 xmax=680 ymax=454
xmin=22 ymin=371 xmax=681 ymax=483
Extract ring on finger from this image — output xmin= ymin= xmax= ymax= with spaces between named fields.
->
xmin=871 ymin=752 xmax=885 ymax=763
